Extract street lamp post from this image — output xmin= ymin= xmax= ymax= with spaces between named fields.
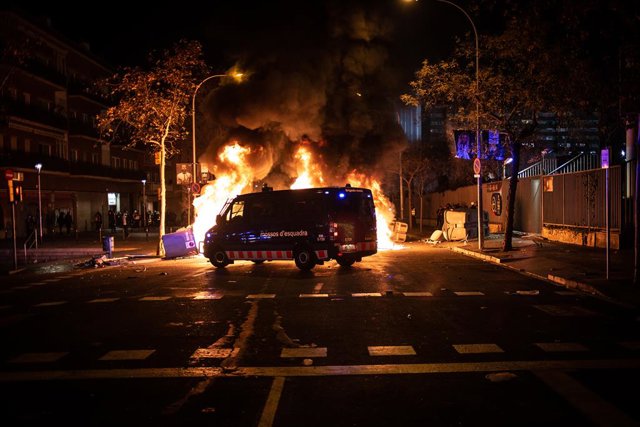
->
xmin=35 ymin=163 xmax=43 ymax=242
xmin=191 ymin=72 xmax=244 ymax=223
xmin=434 ymin=0 xmax=483 ymax=250
xmin=142 ymin=179 xmax=147 ymax=240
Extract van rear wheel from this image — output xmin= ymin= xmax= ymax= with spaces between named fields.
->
xmin=210 ymin=247 xmax=229 ymax=268
xmin=294 ymin=247 xmax=316 ymax=271
xmin=335 ymin=255 xmax=355 ymax=267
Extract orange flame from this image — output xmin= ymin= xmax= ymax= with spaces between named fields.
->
xmin=192 ymin=141 xmax=400 ymax=251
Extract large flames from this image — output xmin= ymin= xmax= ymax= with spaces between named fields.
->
xmin=192 ymin=141 xmax=399 ymax=251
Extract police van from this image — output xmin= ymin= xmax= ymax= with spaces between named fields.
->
xmin=203 ymin=185 xmax=377 ymax=270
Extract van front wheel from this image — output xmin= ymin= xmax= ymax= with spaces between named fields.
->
xmin=294 ymin=247 xmax=316 ymax=271
xmin=210 ymin=248 xmax=229 ymax=268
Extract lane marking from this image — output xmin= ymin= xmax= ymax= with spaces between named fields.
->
xmin=247 ymin=294 xmax=276 ymax=299
xmin=2 ymin=359 xmax=638 ymax=382
xmin=534 ymin=370 xmax=638 ymax=427
xmin=190 ymin=348 xmax=233 ymax=359
xmin=534 ymin=305 xmax=598 ymax=317
xmin=139 ymin=296 xmax=171 ymax=301
xmin=87 ymin=298 xmax=120 ymax=303
xmin=99 ymin=349 xmax=156 ymax=361
xmin=281 ymin=348 xmax=327 ymax=358
xmin=535 ymin=342 xmax=589 ymax=352
xmin=368 ymin=346 xmax=416 ymax=356
xmin=352 ymin=293 xmax=382 ymax=297
xmin=454 ymin=291 xmax=485 ymax=296
xmin=258 ymin=377 xmax=285 ymax=427
xmin=33 ymin=301 xmax=67 ymax=307
xmin=9 ymin=352 xmax=68 ymax=363
xmin=402 ymin=292 xmax=433 ymax=297
xmin=192 ymin=292 xmax=223 ymax=300
xmin=453 ymin=344 xmax=504 ymax=354
xmin=299 ymin=294 xmax=329 ymax=298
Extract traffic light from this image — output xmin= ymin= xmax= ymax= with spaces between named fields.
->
xmin=12 ymin=183 xmax=23 ymax=203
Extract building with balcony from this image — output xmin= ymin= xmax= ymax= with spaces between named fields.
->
xmin=0 ymin=10 xmax=160 ymax=238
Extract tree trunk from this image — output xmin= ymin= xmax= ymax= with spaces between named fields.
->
xmin=502 ymin=142 xmax=521 ymax=251
xmin=157 ymin=138 xmax=166 ymax=257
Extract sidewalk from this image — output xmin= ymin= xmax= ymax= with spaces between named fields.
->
xmin=449 ymin=233 xmax=639 ymax=309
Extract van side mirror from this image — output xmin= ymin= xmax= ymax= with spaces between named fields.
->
xmin=216 ymin=214 xmax=223 ymax=225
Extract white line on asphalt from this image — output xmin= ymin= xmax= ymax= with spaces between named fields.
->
xmin=281 ymin=348 xmax=327 ymax=358
xmin=247 ymin=294 xmax=276 ymax=299
xmin=33 ymin=301 xmax=67 ymax=307
xmin=299 ymin=293 xmax=329 ymax=298
xmin=534 ymin=370 xmax=638 ymax=427
xmin=192 ymin=292 xmax=223 ymax=300
xmin=402 ymin=292 xmax=433 ymax=297
xmin=368 ymin=346 xmax=416 ymax=356
xmin=352 ymin=293 xmax=382 ymax=297
xmin=87 ymin=298 xmax=120 ymax=303
xmin=99 ymin=350 xmax=156 ymax=361
xmin=190 ymin=348 xmax=233 ymax=359
xmin=535 ymin=342 xmax=589 ymax=352
xmin=453 ymin=344 xmax=504 ymax=354
xmin=2 ymin=359 xmax=638 ymax=382
xmin=9 ymin=352 xmax=68 ymax=363
xmin=454 ymin=291 xmax=485 ymax=296
xmin=139 ymin=296 xmax=172 ymax=301
xmin=259 ymin=377 xmax=285 ymax=427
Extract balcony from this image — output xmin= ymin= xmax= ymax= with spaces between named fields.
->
xmin=0 ymin=151 xmax=145 ymax=181
xmin=0 ymin=95 xmax=67 ymax=130
xmin=68 ymin=118 xmax=100 ymax=139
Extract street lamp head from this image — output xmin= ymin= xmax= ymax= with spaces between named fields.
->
xmin=35 ymin=163 xmax=42 ymax=171
xmin=141 ymin=179 xmax=146 ymax=185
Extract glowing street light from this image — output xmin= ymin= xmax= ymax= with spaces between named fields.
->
xmin=35 ymin=163 xmax=43 ymax=241
xmin=404 ymin=0 xmax=483 ymax=249
xmin=191 ymin=71 xmax=244 ymax=216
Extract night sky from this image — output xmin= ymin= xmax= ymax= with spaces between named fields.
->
xmin=7 ymin=0 xmax=470 ymax=94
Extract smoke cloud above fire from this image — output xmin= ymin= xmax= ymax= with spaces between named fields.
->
xmin=198 ymin=1 xmax=407 ymax=190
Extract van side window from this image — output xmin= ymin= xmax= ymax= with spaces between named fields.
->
xmin=228 ymin=201 xmax=244 ymax=222
xmin=250 ymin=200 xmax=276 ymax=220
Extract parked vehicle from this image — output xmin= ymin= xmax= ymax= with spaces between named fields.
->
xmin=203 ymin=185 xmax=377 ymax=270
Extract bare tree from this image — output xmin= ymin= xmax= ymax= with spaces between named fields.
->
xmin=97 ymin=40 xmax=209 ymax=256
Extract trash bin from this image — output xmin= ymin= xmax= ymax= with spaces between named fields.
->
xmin=102 ymin=236 xmax=114 ymax=258
xmin=162 ymin=229 xmax=198 ymax=258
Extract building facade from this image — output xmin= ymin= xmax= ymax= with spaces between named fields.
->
xmin=0 ymin=11 xmax=181 ymax=239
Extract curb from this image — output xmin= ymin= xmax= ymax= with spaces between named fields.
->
xmin=449 ymin=245 xmax=628 ymax=307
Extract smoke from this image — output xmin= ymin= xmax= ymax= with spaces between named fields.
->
xmin=198 ymin=0 xmax=408 ymax=189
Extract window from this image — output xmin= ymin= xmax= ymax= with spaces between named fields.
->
xmin=24 ymin=138 xmax=31 ymax=153
xmin=91 ymin=152 xmax=100 ymax=164
xmin=38 ymin=143 xmax=52 ymax=156
xmin=71 ymin=149 xmax=79 ymax=162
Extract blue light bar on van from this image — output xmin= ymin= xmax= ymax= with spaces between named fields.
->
xmin=338 ymin=192 xmax=345 ymax=199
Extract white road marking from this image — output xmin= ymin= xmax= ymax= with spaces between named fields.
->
xmin=258 ymin=377 xmax=285 ymax=427
xmin=299 ymin=293 xmax=329 ymax=298
xmin=190 ymin=348 xmax=233 ymax=359
xmin=139 ymin=296 xmax=172 ymax=301
xmin=9 ymin=352 xmax=68 ymax=363
xmin=2 ymin=358 xmax=638 ymax=382
xmin=33 ymin=301 xmax=67 ymax=307
xmin=192 ymin=292 xmax=223 ymax=300
xmin=247 ymin=294 xmax=276 ymax=299
xmin=352 ymin=293 xmax=382 ymax=297
xmin=534 ymin=370 xmax=638 ymax=427
xmin=368 ymin=346 xmax=416 ymax=356
xmin=99 ymin=349 xmax=156 ymax=361
xmin=402 ymin=292 xmax=433 ymax=297
xmin=453 ymin=344 xmax=504 ymax=354
xmin=535 ymin=342 xmax=588 ymax=352
xmin=87 ymin=298 xmax=120 ymax=303
xmin=534 ymin=305 xmax=598 ymax=317
xmin=454 ymin=291 xmax=485 ymax=296
xmin=281 ymin=348 xmax=327 ymax=358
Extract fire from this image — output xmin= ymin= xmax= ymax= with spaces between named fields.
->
xmin=290 ymin=145 xmax=325 ymax=189
xmin=192 ymin=141 xmax=400 ymax=251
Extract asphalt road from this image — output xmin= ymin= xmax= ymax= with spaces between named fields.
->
xmin=0 ymin=244 xmax=639 ymax=426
